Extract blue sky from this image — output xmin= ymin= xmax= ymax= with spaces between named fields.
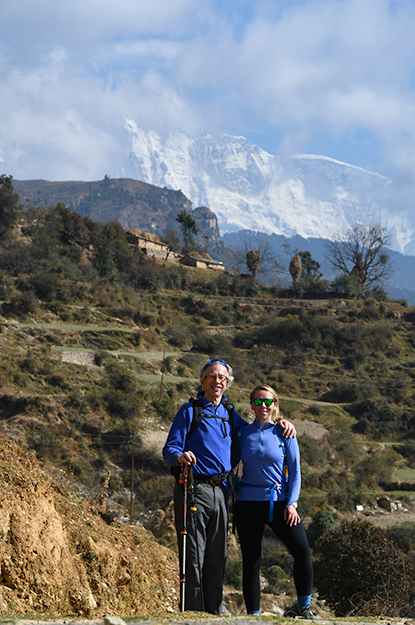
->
xmin=1 ymin=0 xmax=415 ymax=183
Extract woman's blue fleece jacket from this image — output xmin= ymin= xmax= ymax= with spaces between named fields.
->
xmin=235 ymin=420 xmax=301 ymax=508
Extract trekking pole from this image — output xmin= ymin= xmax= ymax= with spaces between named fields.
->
xmin=188 ymin=465 xmax=205 ymax=611
xmin=179 ymin=463 xmax=189 ymax=612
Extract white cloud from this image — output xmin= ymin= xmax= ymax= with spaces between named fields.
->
xmin=1 ymin=0 xmax=415 ymax=184
xmin=1 ymin=0 xmax=198 ymax=53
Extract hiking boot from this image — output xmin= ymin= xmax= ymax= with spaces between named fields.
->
xmin=300 ymin=606 xmax=319 ymax=620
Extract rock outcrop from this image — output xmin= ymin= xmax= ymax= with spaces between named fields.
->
xmin=0 ymin=434 xmax=179 ymax=617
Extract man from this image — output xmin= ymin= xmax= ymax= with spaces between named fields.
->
xmin=162 ymin=358 xmax=295 ymax=614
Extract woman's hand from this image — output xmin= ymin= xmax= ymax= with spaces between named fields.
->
xmin=279 ymin=419 xmax=296 ymax=438
xmin=177 ymin=451 xmax=197 ymax=465
xmin=284 ymin=504 xmax=300 ymax=526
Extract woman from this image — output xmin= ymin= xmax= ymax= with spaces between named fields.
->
xmin=234 ymin=384 xmax=316 ymax=619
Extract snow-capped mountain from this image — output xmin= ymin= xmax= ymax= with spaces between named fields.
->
xmin=125 ymin=122 xmax=415 ymax=256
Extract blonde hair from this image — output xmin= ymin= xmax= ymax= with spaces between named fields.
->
xmin=250 ymin=384 xmax=280 ymax=422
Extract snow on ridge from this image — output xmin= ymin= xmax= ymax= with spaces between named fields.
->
xmin=290 ymin=153 xmax=389 ymax=179
xmin=124 ymin=125 xmax=415 ymax=255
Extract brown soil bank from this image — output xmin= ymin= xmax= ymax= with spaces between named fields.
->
xmin=0 ymin=434 xmax=179 ymax=617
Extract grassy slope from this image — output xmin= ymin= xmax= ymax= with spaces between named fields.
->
xmin=1 ymin=288 xmax=415 ymax=522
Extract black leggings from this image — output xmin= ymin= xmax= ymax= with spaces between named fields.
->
xmin=234 ymin=500 xmax=313 ymax=613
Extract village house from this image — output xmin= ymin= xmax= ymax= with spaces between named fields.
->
xmin=126 ymin=229 xmax=225 ymax=271
xmin=179 ymin=253 xmax=225 ymax=271
xmin=126 ymin=228 xmax=170 ymax=259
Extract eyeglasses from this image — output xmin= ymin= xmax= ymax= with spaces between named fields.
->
xmin=207 ymin=359 xmax=228 ymax=368
xmin=252 ymin=398 xmax=275 ymax=407
xmin=204 ymin=373 xmax=228 ymax=382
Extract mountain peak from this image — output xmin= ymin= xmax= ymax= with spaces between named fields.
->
xmin=125 ymin=126 xmax=414 ymax=255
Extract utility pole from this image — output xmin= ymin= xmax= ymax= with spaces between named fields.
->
xmin=159 ymin=347 xmax=166 ymax=399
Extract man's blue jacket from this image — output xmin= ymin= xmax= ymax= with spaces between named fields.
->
xmin=162 ymin=394 xmax=247 ymax=477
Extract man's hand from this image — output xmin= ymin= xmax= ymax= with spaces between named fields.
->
xmin=284 ymin=504 xmax=300 ymax=526
xmin=177 ymin=451 xmax=197 ymax=465
xmin=279 ymin=419 xmax=296 ymax=438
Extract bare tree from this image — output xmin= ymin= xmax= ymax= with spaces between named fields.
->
xmin=326 ymin=223 xmax=392 ymax=290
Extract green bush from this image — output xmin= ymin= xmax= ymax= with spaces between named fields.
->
xmin=104 ymin=389 xmax=138 ymax=419
xmin=394 ymin=439 xmax=415 ymax=466
xmin=387 ymin=522 xmax=415 ymax=560
xmin=319 ymin=382 xmax=369 ymax=403
xmin=314 ymin=519 xmax=415 ymax=616
xmin=353 ymin=448 xmax=398 ymax=488
xmin=104 ymin=361 xmax=136 ymax=392
xmin=349 ymin=399 xmax=401 ymax=438
xmin=29 ymin=271 xmax=64 ymax=301
xmin=298 ymin=434 xmax=329 ymax=466
xmin=165 ymin=320 xmax=192 ymax=348
xmin=307 ymin=510 xmax=336 ymax=548
xmin=223 ymin=552 xmax=242 ymax=589
xmin=263 ymin=564 xmax=294 ymax=595
xmin=330 ymin=273 xmax=362 ymax=298
xmin=2 ymin=291 xmax=38 ymax=317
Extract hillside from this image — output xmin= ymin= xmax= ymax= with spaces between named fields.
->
xmin=12 ymin=176 xmax=193 ymax=236
xmin=1 ymin=197 xmax=415 ymax=617
xmin=12 ymin=177 xmax=220 ymax=248
xmin=12 ymin=176 xmax=191 ymax=236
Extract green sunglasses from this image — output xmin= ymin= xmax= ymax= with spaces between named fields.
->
xmin=252 ymin=398 xmax=274 ymax=407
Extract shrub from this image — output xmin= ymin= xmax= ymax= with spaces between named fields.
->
xmin=29 ymin=271 xmax=63 ymax=301
xmin=104 ymin=390 xmax=138 ymax=419
xmin=330 ymin=273 xmax=362 ymax=298
xmin=263 ymin=564 xmax=294 ymax=595
xmin=387 ymin=522 xmax=415 ymax=560
xmin=319 ymin=382 xmax=368 ymax=403
xmin=165 ymin=320 xmax=192 ymax=348
xmin=3 ymin=291 xmax=38 ymax=317
xmin=224 ymin=552 xmax=242 ymax=589
xmin=395 ymin=440 xmax=415 ymax=466
xmin=192 ymin=333 xmax=232 ymax=354
xmin=314 ymin=519 xmax=415 ymax=616
xmin=353 ymin=448 xmax=398 ymax=488
xmin=307 ymin=510 xmax=336 ymax=548
xmin=358 ymin=301 xmax=380 ymax=320
xmin=349 ymin=399 xmax=401 ymax=438
xmin=298 ymin=434 xmax=329 ymax=466
xmin=47 ymin=372 xmax=69 ymax=388
xmin=104 ymin=361 xmax=136 ymax=392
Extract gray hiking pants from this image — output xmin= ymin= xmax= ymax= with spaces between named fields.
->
xmin=174 ymin=479 xmax=228 ymax=614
